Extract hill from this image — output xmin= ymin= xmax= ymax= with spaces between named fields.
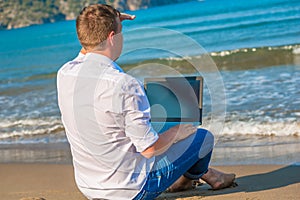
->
xmin=0 ymin=0 xmax=191 ymax=30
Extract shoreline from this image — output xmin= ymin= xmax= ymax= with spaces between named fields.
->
xmin=1 ymin=135 xmax=299 ymax=165
xmin=0 ymin=164 xmax=299 ymax=200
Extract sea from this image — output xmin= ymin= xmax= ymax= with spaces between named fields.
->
xmin=0 ymin=0 xmax=299 ymax=165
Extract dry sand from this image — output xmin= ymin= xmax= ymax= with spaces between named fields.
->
xmin=0 ymin=164 xmax=299 ymax=200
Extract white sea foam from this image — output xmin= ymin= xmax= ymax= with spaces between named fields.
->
xmin=209 ymin=44 xmax=300 ymax=57
xmin=221 ymin=121 xmax=300 ymax=136
xmin=292 ymin=47 xmax=300 ymax=54
xmin=0 ymin=118 xmax=59 ymax=128
xmin=0 ymin=118 xmax=64 ymax=140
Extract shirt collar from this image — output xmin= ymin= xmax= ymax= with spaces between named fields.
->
xmin=84 ymin=53 xmax=124 ymax=73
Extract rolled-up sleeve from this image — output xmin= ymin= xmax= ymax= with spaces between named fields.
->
xmin=121 ymin=77 xmax=159 ymax=152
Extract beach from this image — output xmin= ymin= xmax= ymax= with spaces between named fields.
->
xmin=0 ymin=136 xmax=299 ymax=199
xmin=1 ymin=0 xmax=300 ymax=199
xmin=0 ymin=138 xmax=299 ymax=200
xmin=1 ymin=164 xmax=299 ymax=200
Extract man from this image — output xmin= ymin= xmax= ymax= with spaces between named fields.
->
xmin=57 ymin=4 xmax=235 ymax=200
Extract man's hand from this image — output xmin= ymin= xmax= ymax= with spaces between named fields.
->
xmin=120 ymin=13 xmax=136 ymax=21
xmin=169 ymin=124 xmax=197 ymax=143
xmin=141 ymin=124 xmax=197 ymax=159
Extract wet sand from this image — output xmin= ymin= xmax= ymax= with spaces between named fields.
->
xmin=0 ymin=164 xmax=299 ymax=200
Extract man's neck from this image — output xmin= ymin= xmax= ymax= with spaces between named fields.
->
xmin=87 ymin=48 xmax=116 ymax=61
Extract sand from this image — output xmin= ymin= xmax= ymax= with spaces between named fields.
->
xmin=0 ymin=164 xmax=299 ymax=200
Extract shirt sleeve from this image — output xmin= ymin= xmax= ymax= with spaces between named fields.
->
xmin=121 ymin=77 xmax=159 ymax=153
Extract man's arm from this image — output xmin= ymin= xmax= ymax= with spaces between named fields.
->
xmin=141 ymin=124 xmax=197 ymax=159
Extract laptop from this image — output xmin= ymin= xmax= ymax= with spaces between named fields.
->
xmin=144 ymin=76 xmax=203 ymax=134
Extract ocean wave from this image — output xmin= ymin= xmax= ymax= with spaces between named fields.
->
xmin=221 ymin=121 xmax=300 ymax=136
xmin=154 ymin=3 xmax=299 ymax=29
xmin=293 ymin=47 xmax=300 ymax=55
xmin=0 ymin=118 xmax=65 ymax=141
xmin=209 ymin=44 xmax=300 ymax=57
xmin=213 ymin=45 xmax=300 ymax=70
xmin=0 ymin=116 xmax=298 ymax=145
xmin=183 ymin=16 xmax=300 ymax=36
xmin=122 ymin=44 xmax=300 ymax=71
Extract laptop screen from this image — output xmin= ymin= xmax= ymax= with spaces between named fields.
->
xmin=144 ymin=76 xmax=203 ymax=124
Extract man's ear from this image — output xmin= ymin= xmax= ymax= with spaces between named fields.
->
xmin=107 ymin=31 xmax=115 ymax=46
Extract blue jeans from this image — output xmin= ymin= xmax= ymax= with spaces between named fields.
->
xmin=133 ymin=128 xmax=214 ymax=200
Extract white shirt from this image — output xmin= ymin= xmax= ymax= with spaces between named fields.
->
xmin=57 ymin=53 xmax=158 ymax=200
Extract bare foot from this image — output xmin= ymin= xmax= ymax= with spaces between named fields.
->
xmin=201 ymin=168 xmax=236 ymax=190
xmin=167 ymin=176 xmax=194 ymax=192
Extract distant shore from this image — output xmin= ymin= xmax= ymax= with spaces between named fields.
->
xmin=1 ymin=164 xmax=299 ymax=200
xmin=0 ymin=0 xmax=193 ymax=30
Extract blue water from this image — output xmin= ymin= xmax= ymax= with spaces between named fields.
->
xmin=122 ymin=0 xmax=300 ymax=57
xmin=0 ymin=0 xmax=300 ymax=146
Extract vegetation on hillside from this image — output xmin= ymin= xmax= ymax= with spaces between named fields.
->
xmin=0 ymin=0 xmax=191 ymax=30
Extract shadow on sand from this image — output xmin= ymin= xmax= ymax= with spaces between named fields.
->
xmin=157 ymin=165 xmax=300 ymax=199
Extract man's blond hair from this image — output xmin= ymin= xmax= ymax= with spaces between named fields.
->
xmin=76 ymin=4 xmax=120 ymax=51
